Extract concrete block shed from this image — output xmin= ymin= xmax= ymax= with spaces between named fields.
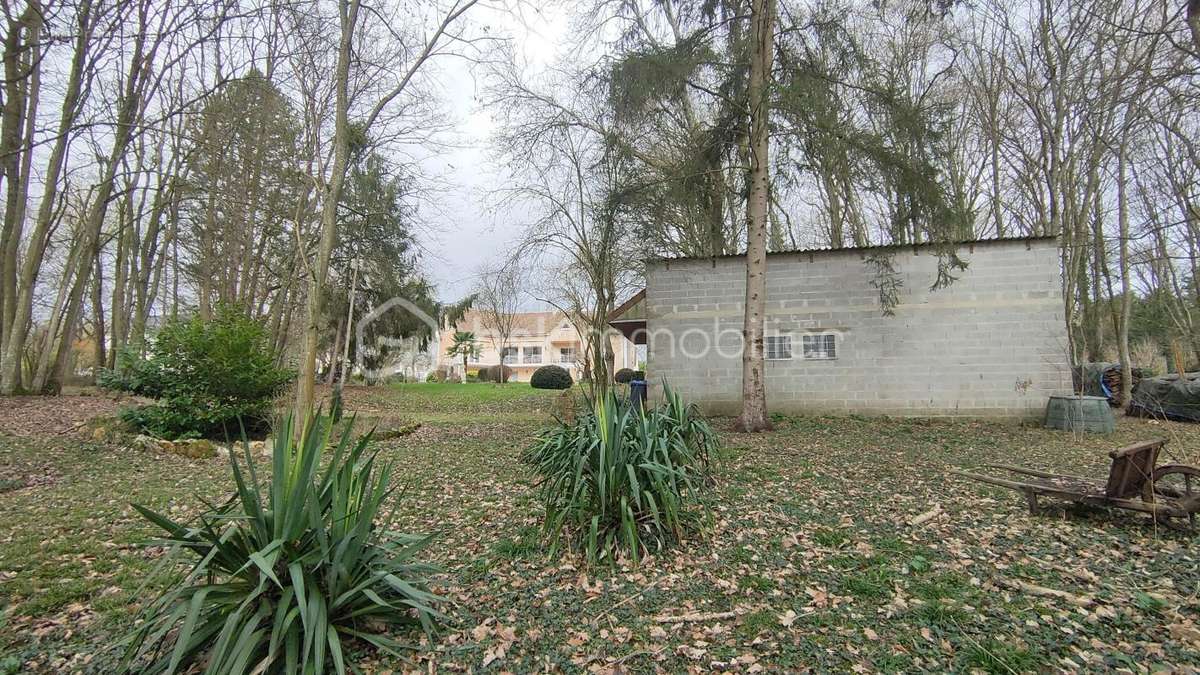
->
xmin=616 ymin=237 xmax=1071 ymax=418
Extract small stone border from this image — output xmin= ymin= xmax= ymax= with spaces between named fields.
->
xmin=128 ymin=435 xmax=272 ymax=461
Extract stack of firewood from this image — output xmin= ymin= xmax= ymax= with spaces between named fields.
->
xmin=1101 ymin=366 xmax=1148 ymax=407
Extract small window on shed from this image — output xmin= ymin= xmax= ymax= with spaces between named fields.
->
xmin=802 ymin=333 xmax=837 ymax=360
xmin=765 ymin=336 xmax=792 ymax=360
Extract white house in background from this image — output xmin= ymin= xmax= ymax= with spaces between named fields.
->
xmin=438 ymin=310 xmax=639 ymax=382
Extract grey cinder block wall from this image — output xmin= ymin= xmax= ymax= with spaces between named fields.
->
xmin=644 ymin=237 xmax=1071 ymax=418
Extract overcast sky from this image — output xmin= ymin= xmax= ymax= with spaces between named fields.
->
xmin=415 ymin=3 xmax=570 ymax=308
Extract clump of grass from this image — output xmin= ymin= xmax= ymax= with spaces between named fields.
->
xmin=914 ymin=601 xmax=969 ymax=628
xmin=963 ymin=637 xmax=1040 ymax=673
xmin=910 ymin=572 xmax=973 ymax=628
xmin=522 ymin=385 xmax=717 ymax=564
xmin=841 ymin=565 xmax=894 ymax=599
xmin=492 ymin=525 xmax=542 ymax=560
xmin=0 ymin=477 xmax=25 ymax=494
xmin=911 ymin=572 xmax=969 ymax=603
xmin=739 ymin=574 xmax=776 ymax=593
xmin=736 ymin=609 xmax=777 ymax=639
xmin=812 ymin=528 xmax=849 ymax=548
xmin=1133 ymin=591 xmax=1167 ymax=614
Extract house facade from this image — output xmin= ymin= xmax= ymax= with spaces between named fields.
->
xmin=615 ymin=237 xmax=1070 ymax=418
xmin=438 ymin=310 xmax=638 ymax=382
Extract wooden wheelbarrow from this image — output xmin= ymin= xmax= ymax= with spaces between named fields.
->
xmin=952 ymin=439 xmax=1200 ymax=530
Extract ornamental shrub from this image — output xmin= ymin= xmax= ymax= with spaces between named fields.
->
xmin=613 ymin=368 xmax=635 ymax=384
xmin=522 ymin=384 xmax=717 ymax=564
xmin=100 ymin=307 xmax=292 ymax=440
xmin=120 ymin=414 xmax=443 ymax=674
xmin=530 ymin=364 xmax=573 ymax=390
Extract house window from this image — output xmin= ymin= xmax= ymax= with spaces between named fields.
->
xmin=501 ymin=347 xmax=518 ymax=364
xmin=802 ymin=333 xmax=837 ymax=360
xmin=765 ymin=336 xmax=792 ymax=360
xmin=523 ymin=346 xmax=542 ymax=364
xmin=559 ymin=347 xmax=577 ymax=363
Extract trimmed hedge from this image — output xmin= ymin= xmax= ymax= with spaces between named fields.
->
xmin=614 ymin=368 xmax=635 ymax=384
xmin=531 ymin=364 xmax=573 ymax=390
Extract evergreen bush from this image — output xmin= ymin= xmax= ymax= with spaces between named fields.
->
xmin=100 ymin=307 xmax=292 ymax=440
xmin=530 ymin=365 xmax=573 ymax=390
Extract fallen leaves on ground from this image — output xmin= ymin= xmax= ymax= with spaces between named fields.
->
xmin=1 ymin=385 xmax=1198 ymax=672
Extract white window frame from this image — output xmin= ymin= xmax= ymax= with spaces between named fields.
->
xmin=559 ymin=347 xmax=577 ymax=364
xmin=765 ymin=335 xmax=792 ymax=360
xmin=801 ymin=333 xmax=837 ymax=360
xmin=522 ymin=346 xmax=542 ymax=364
xmin=501 ymin=347 xmax=518 ymax=365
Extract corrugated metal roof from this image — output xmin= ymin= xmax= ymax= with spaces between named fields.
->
xmin=648 ymin=235 xmax=1059 ymax=264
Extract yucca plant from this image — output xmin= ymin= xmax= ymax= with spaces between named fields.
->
xmin=120 ymin=414 xmax=443 ymax=674
xmin=523 ymin=384 xmax=717 ymax=564
xmin=655 ymin=385 xmax=719 ymax=474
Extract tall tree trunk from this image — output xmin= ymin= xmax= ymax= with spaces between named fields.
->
xmin=90 ymin=252 xmax=106 ymax=377
xmin=197 ymin=154 xmax=223 ymax=320
xmin=35 ymin=249 xmax=92 ymax=394
xmin=335 ymin=259 xmax=358 ymax=394
xmin=128 ymin=172 xmax=174 ymax=351
xmin=30 ymin=237 xmax=82 ymax=392
xmin=0 ymin=2 xmax=42 ymax=354
xmin=325 ymin=313 xmax=345 ymax=384
xmin=1188 ymin=0 xmax=1200 ymax=58
xmin=294 ymin=0 xmax=359 ymax=424
xmin=734 ymin=0 xmax=774 ymax=433
xmin=107 ymin=194 xmax=132 ymax=368
xmin=1116 ymin=143 xmax=1133 ymax=406
xmin=0 ymin=9 xmax=84 ymax=392
xmin=33 ymin=6 xmax=150 ymax=393
xmin=988 ymin=105 xmax=1005 ymax=238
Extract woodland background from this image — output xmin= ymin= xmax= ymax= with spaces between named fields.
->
xmin=0 ymin=0 xmax=1196 ymax=402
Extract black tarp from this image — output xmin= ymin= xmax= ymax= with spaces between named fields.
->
xmin=1128 ymin=372 xmax=1200 ymax=422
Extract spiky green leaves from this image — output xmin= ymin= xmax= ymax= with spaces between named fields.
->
xmin=523 ymin=385 xmax=717 ymax=565
xmin=120 ymin=415 xmax=443 ymax=674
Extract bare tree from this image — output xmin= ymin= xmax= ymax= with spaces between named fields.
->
xmin=292 ymin=0 xmax=486 ymax=420
xmin=0 ymin=0 xmax=104 ymax=393
xmin=474 ymin=262 xmax=522 ymax=378
xmin=32 ymin=0 xmax=231 ymax=393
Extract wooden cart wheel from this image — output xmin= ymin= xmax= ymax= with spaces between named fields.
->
xmin=1149 ymin=465 xmax=1200 ymax=531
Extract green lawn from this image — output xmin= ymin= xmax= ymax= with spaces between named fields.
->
xmin=2 ymin=385 xmax=1199 ymax=672
xmin=342 ymin=381 xmax=563 ymax=425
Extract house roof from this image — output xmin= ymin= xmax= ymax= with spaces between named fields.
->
xmin=450 ymin=310 xmax=569 ymax=337
xmin=648 ymin=235 xmax=1059 ymax=265
xmin=608 ymin=290 xmax=647 ymax=344
xmin=607 ymin=289 xmax=645 ymax=323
